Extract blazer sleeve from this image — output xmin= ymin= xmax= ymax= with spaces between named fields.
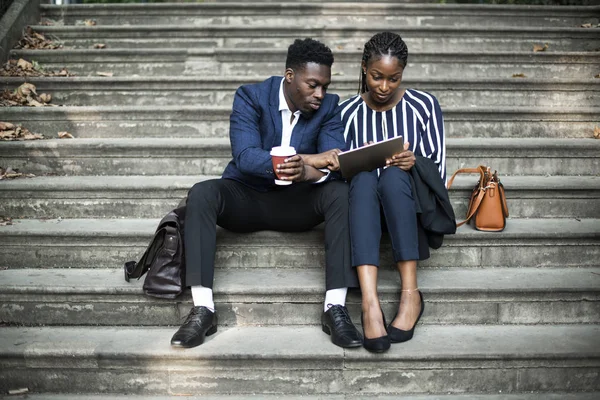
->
xmin=229 ymin=85 xmax=273 ymax=179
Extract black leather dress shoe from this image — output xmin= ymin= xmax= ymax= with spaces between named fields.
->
xmin=171 ymin=306 xmax=218 ymax=348
xmin=321 ymin=305 xmax=363 ymax=348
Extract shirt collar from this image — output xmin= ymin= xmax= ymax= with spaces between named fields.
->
xmin=278 ymin=77 xmax=301 ymax=116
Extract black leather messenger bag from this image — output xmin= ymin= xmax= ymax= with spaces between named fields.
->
xmin=124 ymin=206 xmax=186 ymax=299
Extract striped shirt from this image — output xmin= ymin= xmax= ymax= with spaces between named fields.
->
xmin=338 ymin=89 xmax=447 ymax=182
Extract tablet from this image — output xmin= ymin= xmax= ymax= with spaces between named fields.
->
xmin=338 ymin=135 xmax=405 ymax=179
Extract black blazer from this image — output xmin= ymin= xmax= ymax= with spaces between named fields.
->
xmin=410 ymin=156 xmax=457 ymax=259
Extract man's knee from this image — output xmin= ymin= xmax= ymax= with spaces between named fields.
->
xmin=378 ymin=167 xmax=411 ymax=194
xmin=321 ymin=180 xmax=350 ymax=210
xmin=187 ymin=179 xmax=222 ymax=208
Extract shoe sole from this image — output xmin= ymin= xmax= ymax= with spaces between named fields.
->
xmin=322 ymin=324 xmax=363 ymax=348
xmin=171 ymin=325 xmax=218 ymax=348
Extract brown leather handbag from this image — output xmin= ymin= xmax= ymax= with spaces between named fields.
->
xmin=447 ymin=166 xmax=509 ymax=232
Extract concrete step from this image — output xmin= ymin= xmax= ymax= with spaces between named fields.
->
xmin=5 ymin=395 xmax=600 ymax=400
xmin=0 ymin=218 xmax=597 ymax=270
xmin=1 ymin=175 xmax=598 ymax=219
xmin=10 ymin=49 xmax=600 ymax=80
xmin=39 ymin=3 xmax=600 ymax=28
xmin=32 ymin=24 xmax=600 ymax=52
xmin=3 ymin=76 xmax=600 ymax=110
xmin=2 ymin=105 xmax=597 ymax=140
xmin=1 ymin=138 xmax=598 ymax=176
xmin=1 ymin=324 xmax=598 ymax=395
xmin=1 ymin=267 xmax=598 ymax=326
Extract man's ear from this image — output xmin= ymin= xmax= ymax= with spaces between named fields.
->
xmin=284 ymin=68 xmax=295 ymax=83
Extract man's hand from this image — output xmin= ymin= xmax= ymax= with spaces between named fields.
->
xmin=386 ymin=142 xmax=415 ymax=170
xmin=301 ymin=149 xmax=341 ymax=171
xmin=276 ymin=154 xmax=326 ymax=183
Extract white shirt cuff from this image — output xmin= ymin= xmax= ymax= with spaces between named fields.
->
xmin=313 ymin=169 xmax=330 ymax=184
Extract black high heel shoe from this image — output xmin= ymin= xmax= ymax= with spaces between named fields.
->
xmin=361 ymin=308 xmax=391 ymax=353
xmin=387 ymin=289 xmax=424 ymax=343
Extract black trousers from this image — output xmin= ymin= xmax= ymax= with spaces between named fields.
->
xmin=184 ymin=178 xmax=358 ymax=290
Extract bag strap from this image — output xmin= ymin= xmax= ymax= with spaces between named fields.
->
xmin=456 ymin=188 xmax=486 ymax=227
xmin=448 ymin=166 xmax=489 ymax=227
xmin=447 ymin=166 xmax=486 ymax=189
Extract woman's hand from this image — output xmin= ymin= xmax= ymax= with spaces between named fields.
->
xmin=386 ymin=142 xmax=415 ymax=170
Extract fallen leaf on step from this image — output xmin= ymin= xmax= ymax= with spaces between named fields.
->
xmin=16 ymin=58 xmax=33 ymax=71
xmin=594 ymin=126 xmax=600 ymax=139
xmin=0 ymin=216 xmax=14 ymax=226
xmin=39 ymin=93 xmax=52 ymax=103
xmin=14 ymin=27 xmax=61 ymax=50
xmin=581 ymin=23 xmax=593 ymax=28
xmin=94 ymin=43 xmax=106 ymax=49
xmin=7 ymin=388 xmax=28 ymax=395
xmin=533 ymin=43 xmax=548 ymax=52
xmin=58 ymin=131 xmax=74 ymax=139
xmin=0 ymin=122 xmax=15 ymax=130
xmin=595 ymin=74 xmax=600 ymax=78
xmin=16 ymin=83 xmax=37 ymax=97
xmin=96 ymin=71 xmax=113 ymax=77
xmin=512 ymin=73 xmax=526 ymax=78
xmin=84 ymin=19 xmax=97 ymax=26
xmin=0 ymin=123 xmax=44 ymax=140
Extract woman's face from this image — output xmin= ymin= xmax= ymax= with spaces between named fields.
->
xmin=363 ymin=54 xmax=404 ymax=107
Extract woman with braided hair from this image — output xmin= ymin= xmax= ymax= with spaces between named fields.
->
xmin=338 ymin=32 xmax=446 ymax=352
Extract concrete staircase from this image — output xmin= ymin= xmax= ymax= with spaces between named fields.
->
xmin=1 ymin=1 xmax=599 ymax=398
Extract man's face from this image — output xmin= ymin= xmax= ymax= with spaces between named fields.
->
xmin=283 ymin=62 xmax=331 ymax=118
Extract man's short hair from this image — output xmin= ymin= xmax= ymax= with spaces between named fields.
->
xmin=285 ymin=38 xmax=334 ymax=71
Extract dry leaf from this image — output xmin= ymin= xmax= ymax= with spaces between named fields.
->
xmin=17 ymin=58 xmax=33 ymax=70
xmin=594 ymin=127 xmax=600 ymax=139
xmin=14 ymin=27 xmax=61 ymax=50
xmin=39 ymin=93 xmax=52 ymax=103
xmin=84 ymin=19 xmax=97 ymax=26
xmin=0 ymin=216 xmax=13 ymax=226
xmin=94 ymin=43 xmax=106 ymax=49
xmin=512 ymin=73 xmax=526 ymax=78
xmin=96 ymin=71 xmax=114 ymax=77
xmin=581 ymin=23 xmax=593 ymax=28
xmin=533 ymin=43 xmax=548 ymax=52
xmin=595 ymin=74 xmax=600 ymax=78
xmin=0 ymin=122 xmax=15 ymax=130
xmin=58 ymin=131 xmax=74 ymax=139
xmin=17 ymin=83 xmax=37 ymax=97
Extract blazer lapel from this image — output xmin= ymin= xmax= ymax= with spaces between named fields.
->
xmin=290 ymin=116 xmax=307 ymax=151
xmin=268 ymin=78 xmax=283 ymax=149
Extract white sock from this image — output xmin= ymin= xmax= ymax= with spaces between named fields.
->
xmin=324 ymin=287 xmax=348 ymax=312
xmin=191 ymin=286 xmax=215 ymax=312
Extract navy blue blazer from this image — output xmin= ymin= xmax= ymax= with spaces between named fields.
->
xmin=221 ymin=76 xmax=346 ymax=191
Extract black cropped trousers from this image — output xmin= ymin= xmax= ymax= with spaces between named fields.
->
xmin=184 ymin=178 xmax=358 ymax=291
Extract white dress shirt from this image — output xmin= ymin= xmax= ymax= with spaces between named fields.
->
xmin=278 ymin=78 xmax=329 ymax=183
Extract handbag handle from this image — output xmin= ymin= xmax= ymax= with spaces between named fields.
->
xmin=447 ymin=166 xmax=489 ymax=227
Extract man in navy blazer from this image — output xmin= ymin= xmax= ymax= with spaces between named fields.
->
xmin=171 ymin=38 xmax=362 ymax=349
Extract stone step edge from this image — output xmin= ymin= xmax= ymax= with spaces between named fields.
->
xmin=10 ymin=48 xmax=600 ymax=59
xmin=0 ymin=218 xmax=597 ymax=241
xmin=3 ymin=105 xmax=600 ymax=116
xmin=1 ymin=267 xmax=598 ymax=297
xmin=30 ymin=24 xmax=600 ymax=35
xmin=8 ymin=394 xmax=600 ymax=400
xmin=38 ymin=2 xmax=600 ymax=13
xmin=1 ymin=324 xmax=598 ymax=363
xmin=4 ymin=76 xmax=598 ymax=87
xmin=2 ymin=175 xmax=598 ymax=192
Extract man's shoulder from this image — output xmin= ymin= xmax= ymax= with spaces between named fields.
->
xmin=237 ymin=76 xmax=281 ymax=95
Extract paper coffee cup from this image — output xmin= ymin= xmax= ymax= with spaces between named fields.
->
xmin=270 ymin=146 xmax=296 ymax=185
